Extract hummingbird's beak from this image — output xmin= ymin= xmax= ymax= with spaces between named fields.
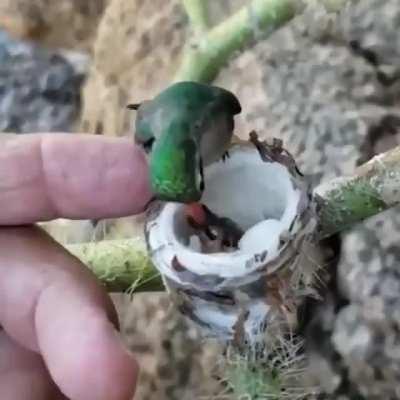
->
xmin=127 ymin=103 xmax=141 ymax=110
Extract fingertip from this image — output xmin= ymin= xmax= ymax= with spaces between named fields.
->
xmin=0 ymin=134 xmax=153 ymax=224
xmin=41 ymin=135 xmax=153 ymax=219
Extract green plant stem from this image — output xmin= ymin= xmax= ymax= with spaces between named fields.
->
xmin=176 ymin=0 xmax=351 ymax=83
xmin=67 ymin=237 xmax=163 ymax=292
xmin=175 ymin=0 xmax=300 ymax=83
xmin=182 ymin=0 xmax=209 ymax=33
xmin=314 ymin=145 xmax=400 ymax=238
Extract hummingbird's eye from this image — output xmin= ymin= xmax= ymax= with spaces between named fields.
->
xmin=193 ymin=121 xmax=202 ymax=132
xmin=142 ymin=137 xmax=155 ymax=153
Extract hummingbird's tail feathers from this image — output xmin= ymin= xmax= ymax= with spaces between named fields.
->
xmin=127 ymin=103 xmax=141 ymax=110
xmin=212 ymin=85 xmax=242 ymax=115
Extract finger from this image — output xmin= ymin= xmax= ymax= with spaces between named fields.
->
xmin=0 ymin=226 xmax=138 ymax=400
xmin=0 ymin=133 xmax=151 ymax=225
xmin=0 ymin=331 xmax=64 ymax=400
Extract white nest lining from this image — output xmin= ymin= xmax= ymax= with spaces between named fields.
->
xmin=192 ymin=298 xmax=271 ymax=340
xmin=148 ymin=146 xmax=301 ymax=280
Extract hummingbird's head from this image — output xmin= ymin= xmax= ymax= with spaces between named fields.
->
xmin=128 ymin=97 xmax=205 ymax=203
xmin=127 ymin=81 xmax=242 ymax=203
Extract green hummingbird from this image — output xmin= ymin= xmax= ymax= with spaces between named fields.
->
xmin=128 ymin=81 xmax=241 ymax=203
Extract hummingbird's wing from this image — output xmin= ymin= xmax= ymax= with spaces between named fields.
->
xmin=211 ymin=86 xmax=242 ymax=115
xmin=197 ymin=89 xmax=242 ymax=164
xmin=126 ymin=103 xmax=141 ymax=110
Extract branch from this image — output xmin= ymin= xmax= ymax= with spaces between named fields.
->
xmin=175 ymin=0 xmax=351 ymax=83
xmin=182 ymin=0 xmax=209 ymax=33
xmin=314 ymin=145 xmax=400 ymax=238
xmin=174 ymin=0 xmax=300 ymax=83
xmin=66 ymin=237 xmax=163 ymax=292
xmin=65 ymin=144 xmax=400 ymax=291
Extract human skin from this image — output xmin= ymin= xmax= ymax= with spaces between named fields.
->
xmin=0 ymin=133 xmax=152 ymax=400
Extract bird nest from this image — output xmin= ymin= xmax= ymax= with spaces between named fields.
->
xmin=145 ymin=133 xmax=317 ymax=349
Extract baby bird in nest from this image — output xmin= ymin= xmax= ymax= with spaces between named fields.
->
xmin=184 ymin=203 xmax=244 ymax=253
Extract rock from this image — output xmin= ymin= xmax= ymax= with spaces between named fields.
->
xmin=340 ymin=0 xmax=400 ymax=83
xmin=0 ymin=0 xmax=109 ymax=51
xmin=310 ymin=209 xmax=400 ymax=400
xmin=0 ymin=30 xmax=87 ymax=133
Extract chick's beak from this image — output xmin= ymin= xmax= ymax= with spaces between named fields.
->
xmin=185 ymin=202 xmax=208 ymax=228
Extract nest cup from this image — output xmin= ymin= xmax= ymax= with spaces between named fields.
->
xmin=145 ymin=138 xmax=316 ymax=348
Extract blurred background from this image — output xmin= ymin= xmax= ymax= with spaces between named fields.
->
xmin=2 ymin=0 xmax=400 ymax=399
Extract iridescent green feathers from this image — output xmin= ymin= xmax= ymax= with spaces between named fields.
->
xmin=151 ymin=123 xmax=202 ymax=202
xmin=130 ymin=81 xmax=241 ymax=202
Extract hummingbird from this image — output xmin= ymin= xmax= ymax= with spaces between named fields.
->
xmin=127 ymin=81 xmax=242 ymax=203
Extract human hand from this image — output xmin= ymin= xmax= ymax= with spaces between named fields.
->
xmin=0 ymin=133 xmax=152 ymax=399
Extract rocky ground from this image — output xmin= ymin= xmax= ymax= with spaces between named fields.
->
xmin=0 ymin=30 xmax=86 ymax=133
xmin=2 ymin=0 xmax=400 ymax=399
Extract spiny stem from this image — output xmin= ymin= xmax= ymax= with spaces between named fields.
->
xmin=182 ymin=0 xmax=209 ymax=33
xmin=67 ymin=237 xmax=163 ymax=292
xmin=314 ymin=145 xmax=400 ymax=238
xmin=67 ymin=145 xmax=400 ymax=292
